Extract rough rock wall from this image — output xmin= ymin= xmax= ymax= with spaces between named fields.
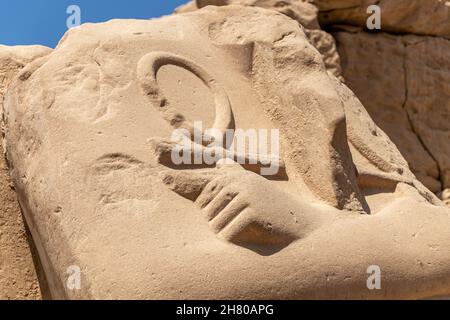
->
xmin=335 ymin=32 xmax=450 ymax=194
xmin=324 ymin=2 xmax=450 ymax=203
xmin=315 ymin=0 xmax=450 ymax=39
xmin=0 ymin=45 xmax=51 ymax=299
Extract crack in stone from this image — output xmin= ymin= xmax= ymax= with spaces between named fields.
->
xmin=401 ymin=39 xmax=442 ymax=187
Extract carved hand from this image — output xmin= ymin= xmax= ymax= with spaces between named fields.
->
xmin=161 ymin=160 xmax=332 ymax=250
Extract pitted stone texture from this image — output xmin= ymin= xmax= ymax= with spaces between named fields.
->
xmin=3 ymin=6 xmax=450 ymax=300
xmin=178 ymin=0 xmax=321 ymax=29
xmin=441 ymin=189 xmax=450 ymax=207
xmin=0 ymin=45 xmax=51 ymax=300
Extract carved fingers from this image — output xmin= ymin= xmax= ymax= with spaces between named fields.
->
xmin=159 ymin=159 xmax=327 ymax=250
xmin=159 ymin=158 xmax=245 ymax=201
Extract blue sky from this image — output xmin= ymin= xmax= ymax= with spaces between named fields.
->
xmin=0 ymin=0 xmax=189 ymax=48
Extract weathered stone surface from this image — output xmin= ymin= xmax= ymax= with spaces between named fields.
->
xmin=0 ymin=45 xmax=51 ymax=103
xmin=335 ymin=31 xmax=450 ymax=193
xmin=0 ymin=155 xmax=41 ymax=300
xmin=315 ymin=0 xmax=450 ymax=39
xmin=0 ymin=45 xmax=51 ymax=300
xmin=404 ymin=35 xmax=450 ymax=190
xmin=304 ymin=28 xmax=342 ymax=80
xmin=441 ymin=188 xmax=450 ymax=207
xmin=3 ymin=6 xmax=450 ymax=299
xmin=176 ymin=0 xmax=343 ymax=79
xmin=178 ymin=0 xmax=321 ymax=29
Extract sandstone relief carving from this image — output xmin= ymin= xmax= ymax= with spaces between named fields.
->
xmin=1 ymin=4 xmax=450 ymax=300
xmin=137 ymin=51 xmax=235 ymax=145
xmin=186 ymin=0 xmax=450 ymax=204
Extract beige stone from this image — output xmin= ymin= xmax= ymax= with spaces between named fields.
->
xmin=176 ymin=0 xmax=343 ymax=79
xmin=335 ymin=31 xmax=450 ymax=193
xmin=3 ymin=6 xmax=450 ymax=299
xmin=404 ymin=36 xmax=450 ymax=190
xmin=178 ymin=0 xmax=321 ymax=29
xmin=0 ymin=155 xmax=41 ymax=300
xmin=314 ymin=0 xmax=450 ymax=39
xmin=442 ymin=189 xmax=450 ymax=207
xmin=0 ymin=45 xmax=51 ymax=300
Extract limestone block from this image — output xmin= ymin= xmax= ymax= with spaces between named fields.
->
xmin=3 ymin=6 xmax=450 ymax=299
